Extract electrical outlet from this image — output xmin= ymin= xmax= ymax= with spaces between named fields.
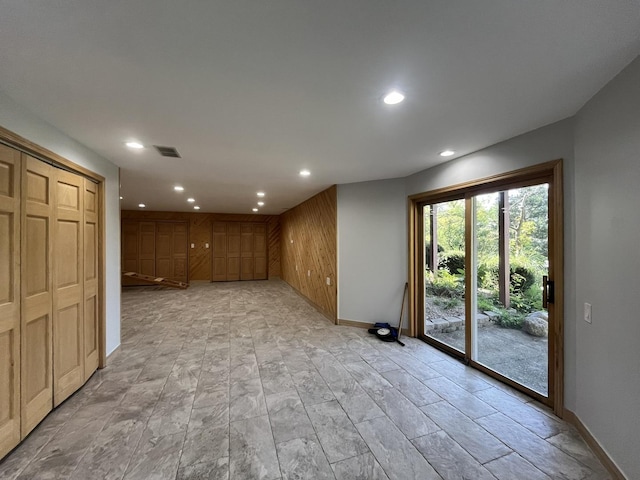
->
xmin=584 ymin=303 xmax=592 ymax=323
xmin=307 ymin=270 xmax=311 ymax=277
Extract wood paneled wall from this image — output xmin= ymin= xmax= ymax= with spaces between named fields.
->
xmin=121 ymin=211 xmax=281 ymax=281
xmin=280 ymin=186 xmax=337 ymax=320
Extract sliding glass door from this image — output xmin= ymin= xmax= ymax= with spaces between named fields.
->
xmin=413 ymin=162 xmax=562 ymax=408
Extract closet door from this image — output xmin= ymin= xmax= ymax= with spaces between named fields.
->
xmin=253 ymin=224 xmax=267 ymax=280
xmin=52 ymin=169 xmax=84 ymax=406
xmin=21 ymin=155 xmax=54 ymax=436
xmin=227 ymin=223 xmax=241 ymax=281
xmin=0 ymin=145 xmax=21 ymax=458
xmin=172 ymin=223 xmax=188 ymax=282
xmin=240 ymin=224 xmax=254 ymax=280
xmin=212 ymin=222 xmax=227 ymax=281
xmin=83 ymin=179 xmax=99 ymax=380
xmin=139 ymin=222 xmax=156 ymax=276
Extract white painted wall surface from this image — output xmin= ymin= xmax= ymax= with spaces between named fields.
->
xmin=0 ymin=91 xmax=121 ymax=356
xmin=573 ymin=56 xmax=640 ymax=479
xmin=337 ymin=178 xmax=408 ymax=327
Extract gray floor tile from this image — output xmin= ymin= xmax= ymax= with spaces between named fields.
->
xmin=355 ymin=416 xmax=441 ymax=480
xmin=484 ymin=452 xmax=552 ymax=480
xmin=230 ymin=415 xmax=280 ymax=480
xmin=331 ymin=452 xmax=389 ymax=480
xmin=424 ymin=376 xmax=497 ymax=419
xmin=412 ymin=431 xmax=496 ymax=480
xmin=276 ymin=435 xmax=334 ymax=480
xmin=421 ymin=401 xmax=511 ymax=464
xmin=477 ymin=413 xmax=596 ymax=480
xmin=266 ymin=390 xmax=315 ymax=444
xmin=381 ymin=369 xmax=442 ymax=407
xmin=1 ymin=281 xmax=609 ymax=480
xmin=306 ymin=400 xmax=369 ymax=463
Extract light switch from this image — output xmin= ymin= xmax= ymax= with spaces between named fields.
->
xmin=205 ymin=243 xmax=209 ymax=248
xmin=190 ymin=243 xmax=195 ymax=249
xmin=584 ymin=303 xmax=592 ymax=323
xmin=307 ymin=270 xmax=311 ymax=277
xmin=326 ymin=277 xmax=331 ymax=286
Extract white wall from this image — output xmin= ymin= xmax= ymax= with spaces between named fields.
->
xmin=337 ymin=178 xmax=408 ymax=327
xmin=573 ymin=55 xmax=640 ymax=479
xmin=0 ymin=90 xmax=121 ymax=356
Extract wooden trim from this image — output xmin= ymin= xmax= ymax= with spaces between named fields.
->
xmin=551 ymin=160 xmax=564 ymax=415
xmin=407 ymin=197 xmax=417 ymax=337
xmin=408 ymin=159 xmax=560 ymax=203
xmin=0 ymin=125 xmax=105 ymax=182
xmin=563 ymin=409 xmax=627 ymax=480
xmin=464 ymin=197 xmax=473 ymax=358
xmin=98 ymin=178 xmax=107 ymax=369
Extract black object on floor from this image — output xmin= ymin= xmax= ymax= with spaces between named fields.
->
xmin=368 ymin=283 xmax=408 ymax=347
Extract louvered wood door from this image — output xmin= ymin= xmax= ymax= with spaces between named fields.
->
xmin=52 ymin=169 xmax=84 ymax=406
xmin=83 ymin=179 xmax=99 ymax=380
xmin=0 ymin=145 xmax=21 ymax=458
xmin=212 ymin=222 xmax=227 ymax=281
xmin=21 ymin=155 xmax=54 ymax=436
xmin=227 ymin=223 xmax=241 ymax=281
xmin=240 ymin=224 xmax=254 ymax=280
xmin=253 ymin=224 xmax=267 ymax=280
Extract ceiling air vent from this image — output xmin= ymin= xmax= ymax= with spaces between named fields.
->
xmin=153 ymin=145 xmax=181 ymax=158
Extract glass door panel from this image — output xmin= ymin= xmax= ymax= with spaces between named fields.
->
xmin=472 ymin=185 xmax=549 ymax=396
xmin=423 ymin=199 xmax=466 ymax=354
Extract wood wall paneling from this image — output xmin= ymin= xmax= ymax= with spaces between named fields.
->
xmin=0 ymin=145 xmax=21 ymax=458
xmin=280 ymin=186 xmax=337 ymax=320
xmin=121 ymin=212 xmax=281 ymax=282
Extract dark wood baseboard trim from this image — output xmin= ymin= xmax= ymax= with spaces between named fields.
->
xmin=563 ymin=408 xmax=626 ymax=480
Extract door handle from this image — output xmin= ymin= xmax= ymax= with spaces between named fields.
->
xmin=542 ymin=275 xmax=555 ymax=308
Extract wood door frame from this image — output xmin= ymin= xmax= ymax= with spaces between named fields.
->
xmin=408 ymin=159 xmax=564 ymax=415
xmin=0 ymin=125 xmax=108 ymax=370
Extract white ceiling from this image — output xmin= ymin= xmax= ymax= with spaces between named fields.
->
xmin=1 ymin=1 xmax=638 ymax=214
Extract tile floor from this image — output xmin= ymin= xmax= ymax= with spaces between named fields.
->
xmin=0 ymin=280 xmax=610 ymax=480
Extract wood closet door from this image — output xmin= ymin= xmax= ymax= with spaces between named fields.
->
xmin=139 ymin=222 xmax=155 ymax=276
xmin=227 ymin=223 xmax=241 ymax=281
xmin=253 ymin=224 xmax=267 ymax=280
xmin=0 ymin=145 xmax=21 ymax=458
xmin=212 ymin=222 xmax=227 ymax=281
xmin=240 ymin=224 xmax=254 ymax=280
xmin=21 ymin=155 xmax=54 ymax=436
xmin=156 ymin=222 xmax=188 ymax=282
xmin=52 ymin=169 xmax=85 ymax=406
xmin=83 ymin=179 xmax=99 ymax=380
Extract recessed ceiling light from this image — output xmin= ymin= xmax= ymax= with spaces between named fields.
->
xmin=194 ymin=206 xmax=200 ymax=210
xmin=257 ymin=201 xmax=264 ymax=206
xmin=252 ymin=208 xmax=258 ymax=212
xmin=439 ymin=150 xmax=455 ymax=157
xmin=257 ymin=192 xmax=265 ymax=197
xmin=126 ymin=141 xmax=144 ymax=149
xmin=187 ymin=198 xmax=195 ymax=203
xmin=299 ymin=169 xmax=311 ymax=177
xmin=174 ymin=186 xmax=184 ymax=192
xmin=383 ymin=90 xmax=405 ymax=105
xmin=138 ymin=203 xmax=146 ymax=208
